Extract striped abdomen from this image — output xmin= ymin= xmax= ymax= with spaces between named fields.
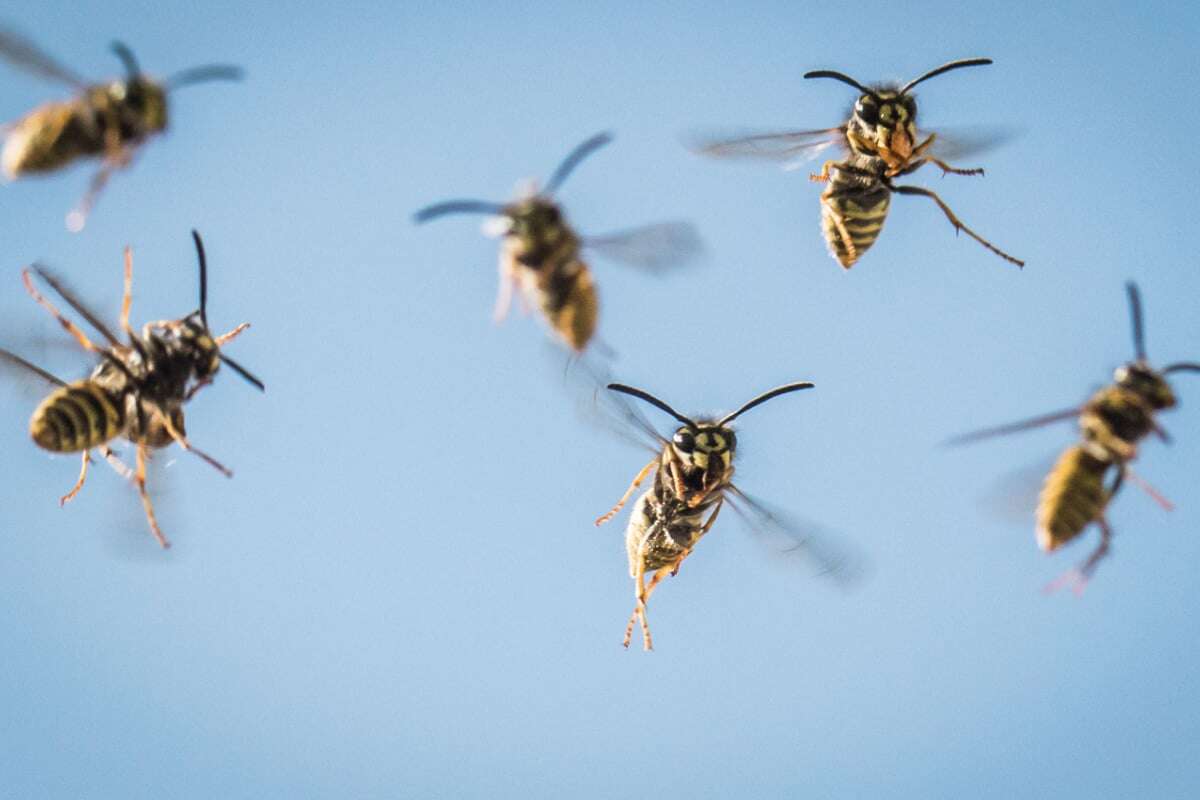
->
xmin=2 ymin=101 xmax=103 ymax=178
xmin=29 ymin=380 xmax=126 ymax=453
xmin=820 ymin=174 xmax=891 ymax=269
xmin=1036 ymin=445 xmax=1113 ymax=552
xmin=625 ymin=467 xmax=724 ymax=574
xmin=536 ymin=258 xmax=597 ymax=353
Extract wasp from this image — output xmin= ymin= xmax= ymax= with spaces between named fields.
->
xmin=0 ymin=27 xmax=242 ymax=231
xmin=692 ymin=57 xmax=1023 ymax=269
xmin=0 ymin=231 xmax=264 ymax=548
xmin=947 ymin=283 xmax=1198 ymax=592
xmin=413 ymin=132 xmax=702 ymax=353
xmin=593 ymin=379 xmax=859 ymax=650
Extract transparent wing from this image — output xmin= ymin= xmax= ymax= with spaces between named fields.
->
xmin=687 ymin=127 xmax=846 ymax=170
xmin=943 ymin=406 xmax=1082 ymax=447
xmin=0 ymin=346 xmax=67 ymax=388
xmin=0 ymin=27 xmax=86 ymax=87
xmin=920 ymin=125 xmax=1021 ymax=162
xmin=977 ymin=455 xmax=1055 ymax=527
xmin=562 ymin=356 xmax=664 ymax=454
xmin=584 ymin=221 xmax=703 ymax=274
xmin=726 ymin=485 xmax=866 ymax=588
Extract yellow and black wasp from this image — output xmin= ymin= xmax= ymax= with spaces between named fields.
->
xmin=593 ymin=379 xmax=860 ymax=650
xmin=0 ymin=27 xmax=242 ymax=231
xmin=692 ymin=57 xmax=1023 ymax=269
xmin=0 ymin=231 xmax=264 ymax=547
xmin=947 ymin=283 xmax=1197 ymax=592
xmin=413 ymin=132 xmax=702 ymax=353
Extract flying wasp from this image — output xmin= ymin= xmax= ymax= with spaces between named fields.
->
xmin=0 ymin=27 xmax=242 ymax=231
xmin=413 ymin=132 xmax=703 ymax=353
xmin=947 ymin=283 xmax=1198 ymax=592
xmin=593 ymin=379 xmax=860 ymax=650
xmin=692 ymin=57 xmax=1023 ymax=269
xmin=0 ymin=231 xmax=264 ymax=548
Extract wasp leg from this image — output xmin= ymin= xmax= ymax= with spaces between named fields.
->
xmin=101 ymin=446 xmax=133 ymax=481
xmin=623 ymin=552 xmax=651 ymax=649
xmin=215 ymin=322 xmax=251 ymax=346
xmin=60 ymin=451 xmax=92 ymax=506
xmin=119 ymin=246 xmax=135 ymax=335
xmin=21 ymin=269 xmax=105 ymax=353
xmin=1044 ymin=518 xmax=1114 ymax=597
xmin=135 ymin=445 xmax=170 ymax=549
xmin=1125 ymin=465 xmax=1174 ymax=512
xmin=493 ymin=260 xmax=519 ymax=323
xmin=890 ymin=184 xmax=1024 ymax=267
xmin=157 ymin=409 xmax=233 ymax=478
xmin=595 ymin=458 xmax=656 ymax=526
xmin=66 ymin=158 xmax=121 ymax=233
xmin=809 ymin=160 xmax=837 ymax=183
xmin=928 ymin=157 xmax=984 ymax=177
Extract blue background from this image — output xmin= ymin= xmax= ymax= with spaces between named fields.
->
xmin=1 ymin=1 xmax=1198 ymax=797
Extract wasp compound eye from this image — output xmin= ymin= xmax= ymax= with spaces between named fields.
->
xmin=856 ymin=95 xmax=879 ymax=124
xmin=673 ymin=429 xmax=695 ymax=453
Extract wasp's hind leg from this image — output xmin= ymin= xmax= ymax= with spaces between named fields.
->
xmin=595 ymin=458 xmax=656 ymax=526
xmin=59 ymin=451 xmax=92 ymax=506
xmin=890 ymin=184 xmax=1024 ymax=267
xmin=21 ymin=270 xmax=105 ymax=354
xmin=134 ymin=445 xmax=170 ymax=549
xmin=1044 ymin=518 xmax=1113 ymax=596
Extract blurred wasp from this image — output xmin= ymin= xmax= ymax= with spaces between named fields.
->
xmin=413 ymin=132 xmax=703 ymax=353
xmin=692 ymin=58 xmax=1023 ymax=269
xmin=0 ymin=231 xmax=264 ymax=548
xmin=593 ymin=379 xmax=860 ymax=650
xmin=0 ymin=27 xmax=242 ymax=231
xmin=947 ymin=283 xmax=1198 ymax=592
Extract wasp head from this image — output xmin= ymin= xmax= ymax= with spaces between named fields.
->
xmin=671 ymin=423 xmax=736 ymax=487
xmin=497 ymin=197 xmax=574 ymax=266
xmin=849 ymin=89 xmax=918 ymax=167
xmin=1115 ymin=362 xmax=1176 ymax=410
xmin=144 ymin=312 xmax=221 ymax=386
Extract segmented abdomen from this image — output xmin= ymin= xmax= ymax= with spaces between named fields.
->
xmin=820 ymin=180 xmax=890 ymax=269
xmin=1036 ymin=445 xmax=1112 ymax=552
xmin=29 ymin=380 xmax=125 ymax=453
xmin=535 ymin=258 xmax=598 ymax=353
xmin=2 ymin=102 xmax=102 ymax=178
xmin=625 ymin=488 xmax=716 ymax=574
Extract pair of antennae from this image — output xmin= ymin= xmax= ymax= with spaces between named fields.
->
xmin=412 ymin=131 xmax=614 ymax=224
xmin=110 ymin=39 xmax=244 ymax=90
xmin=1125 ymin=280 xmax=1199 ymax=373
xmin=804 ymin=57 xmax=992 ymax=99
xmin=190 ymin=230 xmax=265 ymax=392
xmin=608 ymin=381 xmax=814 ymax=430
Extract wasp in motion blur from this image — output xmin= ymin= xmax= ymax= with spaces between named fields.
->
xmin=593 ymin=379 xmax=860 ymax=650
xmin=0 ymin=231 xmax=264 ymax=547
xmin=947 ymin=283 xmax=1198 ymax=592
xmin=692 ymin=58 xmax=1022 ymax=269
xmin=0 ymin=27 xmax=242 ymax=231
xmin=413 ymin=132 xmax=703 ymax=353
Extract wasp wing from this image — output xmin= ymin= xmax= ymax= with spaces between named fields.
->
xmin=943 ymin=406 xmax=1083 ymax=447
xmin=726 ymin=485 xmax=866 ymax=587
xmin=28 ymin=264 xmax=122 ymax=347
xmin=0 ymin=346 xmax=67 ymax=388
xmin=919 ymin=125 xmax=1021 ymax=163
xmin=564 ymin=357 xmax=664 ymax=455
xmin=687 ymin=127 xmax=846 ymax=170
xmin=584 ymin=222 xmax=703 ymax=274
xmin=0 ymin=27 xmax=86 ymax=88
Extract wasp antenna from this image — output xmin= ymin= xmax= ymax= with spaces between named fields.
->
xmin=719 ymin=382 xmax=814 ymax=426
xmin=413 ymin=200 xmax=508 ymax=224
xmin=803 ymin=69 xmax=877 ymax=98
xmin=607 ymin=383 xmax=696 ymax=429
xmin=1163 ymin=362 xmax=1200 ymax=375
xmin=165 ymin=64 xmax=244 ymax=90
xmin=219 ymin=353 xmax=265 ymax=392
xmin=543 ymin=131 xmax=614 ymax=195
xmin=1125 ymin=282 xmax=1147 ymax=360
xmin=192 ymin=230 xmax=209 ymax=327
xmin=901 ymin=57 xmax=992 ymax=94
xmin=110 ymin=41 xmax=140 ymax=78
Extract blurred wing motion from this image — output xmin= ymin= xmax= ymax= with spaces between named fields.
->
xmin=726 ymin=485 xmax=866 ymax=588
xmin=566 ymin=358 xmax=664 ymax=454
xmin=917 ymin=125 xmax=1020 ymax=163
xmin=0 ymin=345 xmax=67 ymax=389
xmin=978 ymin=455 xmax=1056 ymax=527
xmin=943 ymin=407 xmax=1082 ymax=446
xmin=0 ymin=26 xmax=85 ymax=87
xmin=585 ymin=221 xmax=704 ymax=273
xmin=28 ymin=263 xmax=122 ymax=346
xmin=688 ymin=127 xmax=846 ymax=170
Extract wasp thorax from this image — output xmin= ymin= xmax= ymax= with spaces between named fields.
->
xmin=145 ymin=314 xmax=221 ymax=382
xmin=1115 ymin=363 xmax=1176 ymax=410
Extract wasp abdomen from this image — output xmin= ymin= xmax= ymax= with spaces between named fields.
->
xmin=537 ymin=258 xmax=597 ymax=352
xmin=2 ymin=103 xmax=102 ymax=178
xmin=1036 ymin=445 xmax=1112 ymax=552
xmin=820 ymin=180 xmax=890 ymax=269
xmin=29 ymin=380 xmax=125 ymax=453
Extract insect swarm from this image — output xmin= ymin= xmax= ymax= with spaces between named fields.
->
xmin=0 ymin=27 xmax=242 ymax=231
xmin=594 ymin=379 xmax=857 ymax=651
xmin=0 ymin=231 xmax=264 ymax=548
xmin=692 ymin=58 xmax=1023 ymax=269
xmin=413 ymin=131 xmax=702 ymax=353
xmin=946 ymin=283 xmax=1198 ymax=593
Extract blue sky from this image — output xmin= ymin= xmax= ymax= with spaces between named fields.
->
xmin=1 ymin=1 xmax=1198 ymax=797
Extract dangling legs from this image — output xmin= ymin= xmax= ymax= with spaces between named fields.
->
xmin=215 ymin=322 xmax=250 ymax=346
xmin=60 ymin=451 xmax=92 ymax=506
xmin=595 ymin=458 xmax=656 ymax=526
xmin=134 ymin=445 xmax=170 ymax=549
xmin=21 ymin=269 xmax=105 ymax=353
xmin=155 ymin=408 xmax=233 ymax=478
xmin=890 ymin=184 xmax=1024 ymax=267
